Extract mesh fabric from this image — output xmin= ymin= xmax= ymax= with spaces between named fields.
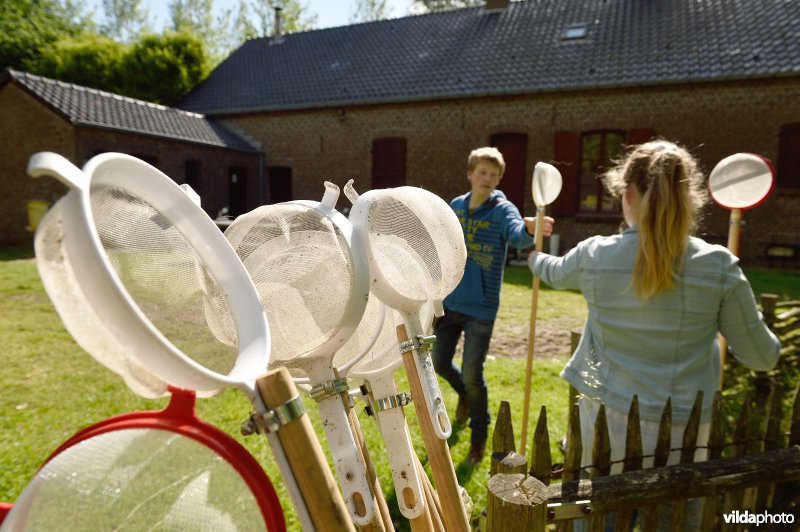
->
xmin=2 ymin=429 xmax=266 ymax=531
xmin=225 ymin=204 xmax=355 ymax=364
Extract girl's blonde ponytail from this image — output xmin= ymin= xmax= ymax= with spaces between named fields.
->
xmin=603 ymin=141 xmax=706 ymax=299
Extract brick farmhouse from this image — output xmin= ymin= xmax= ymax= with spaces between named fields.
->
xmin=2 ymin=0 xmax=799 ymax=265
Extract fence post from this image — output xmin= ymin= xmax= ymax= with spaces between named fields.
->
xmin=555 ymin=401 xmax=582 ymax=532
xmin=566 ymin=330 xmax=581 ymax=433
xmin=486 ymin=474 xmax=548 ymax=531
xmin=614 ymin=395 xmax=643 ymax=530
xmin=701 ymin=391 xmax=725 ymax=529
xmin=756 ymin=384 xmax=784 ymax=512
xmin=531 ymin=406 xmax=553 ymax=485
xmin=588 ymin=404 xmax=610 ymax=531
xmin=671 ymin=391 xmax=703 ymax=529
xmin=642 ymin=397 xmax=672 ymax=529
xmin=491 ymin=401 xmax=528 ymax=476
xmin=723 ymin=391 xmax=752 ymax=527
xmin=761 ymin=293 xmax=778 ymax=328
xmin=773 ymin=384 xmax=800 ymax=514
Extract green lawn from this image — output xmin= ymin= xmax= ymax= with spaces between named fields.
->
xmin=0 ymin=249 xmax=573 ymax=530
xmin=1 ymin=245 xmax=798 ymax=530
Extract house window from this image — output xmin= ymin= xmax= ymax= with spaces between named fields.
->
xmin=184 ymin=160 xmax=200 ymax=189
xmin=563 ymin=23 xmax=589 ymax=40
xmin=579 ymin=131 xmax=625 ymax=213
xmin=268 ymin=166 xmax=292 ymax=203
xmin=372 ymin=137 xmax=406 ymax=189
xmin=777 ymin=123 xmax=800 ymax=188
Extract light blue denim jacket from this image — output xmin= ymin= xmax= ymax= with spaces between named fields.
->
xmin=528 ymin=227 xmax=780 ymax=423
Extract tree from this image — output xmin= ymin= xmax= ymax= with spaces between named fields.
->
xmin=120 ymin=31 xmax=210 ymax=105
xmin=0 ymin=0 xmax=91 ymax=71
xmin=99 ymin=0 xmax=152 ymax=42
xmin=167 ymin=0 xmax=230 ymax=63
xmin=350 ymin=0 xmax=391 ymax=23
xmin=410 ymin=0 xmax=483 ymax=13
xmin=25 ymin=33 xmax=128 ymax=94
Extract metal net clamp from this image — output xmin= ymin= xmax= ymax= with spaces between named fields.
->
xmin=241 ymin=394 xmax=306 ymax=435
xmin=309 ymin=377 xmax=351 ymax=401
xmin=398 ymin=334 xmax=437 ymax=355
xmin=374 ymin=392 xmax=412 ymax=413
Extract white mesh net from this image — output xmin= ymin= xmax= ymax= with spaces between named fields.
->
xmin=35 ymin=202 xmax=168 ymax=398
xmin=224 ymin=203 xmax=355 ymax=365
xmin=364 ymin=187 xmax=466 ymax=307
xmin=2 ymin=429 xmax=267 ymax=531
xmin=90 ymin=185 xmax=239 ymax=377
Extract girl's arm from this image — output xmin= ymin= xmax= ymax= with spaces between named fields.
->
xmin=719 ymin=262 xmax=781 ymax=371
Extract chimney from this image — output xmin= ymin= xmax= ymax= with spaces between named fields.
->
xmin=485 ymin=0 xmax=509 ymax=9
xmin=274 ymin=5 xmax=282 ymax=39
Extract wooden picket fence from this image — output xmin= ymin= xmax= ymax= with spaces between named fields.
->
xmin=484 ymin=294 xmax=800 ymax=531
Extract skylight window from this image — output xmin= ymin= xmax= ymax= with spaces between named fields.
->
xmin=563 ymin=23 xmax=589 ymax=40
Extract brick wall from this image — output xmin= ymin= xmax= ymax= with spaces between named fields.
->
xmin=0 ymin=83 xmax=71 ymax=244
xmin=0 ymin=82 xmax=260 ymax=245
xmin=74 ymin=129 xmax=261 ymax=220
xmin=224 ymin=78 xmax=800 ymax=265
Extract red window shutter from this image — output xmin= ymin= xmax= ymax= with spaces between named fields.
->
xmin=551 ymin=131 xmax=579 ymax=216
xmin=372 ymin=137 xmax=406 ymax=188
xmin=625 ymin=128 xmax=655 ymax=146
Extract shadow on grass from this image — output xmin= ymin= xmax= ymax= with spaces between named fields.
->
xmin=0 ymin=245 xmax=34 ymax=261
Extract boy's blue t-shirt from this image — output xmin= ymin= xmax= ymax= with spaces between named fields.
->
xmin=444 ymin=190 xmax=534 ymax=321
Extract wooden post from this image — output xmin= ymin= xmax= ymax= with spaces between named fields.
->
xmin=397 ymin=324 xmax=470 ymax=532
xmin=588 ymin=404 xmax=610 ymax=531
xmin=566 ymin=330 xmax=581 ymax=436
xmin=761 ymin=293 xmax=779 ymax=328
xmin=756 ymin=384 xmax=783 ymax=512
xmin=614 ymin=395 xmax=642 ymax=530
xmin=256 ymin=368 xmax=356 ymax=532
xmin=555 ymin=401 xmax=582 ymax=532
xmin=774 ymin=384 xmax=800 ymax=514
xmin=491 ymin=401 xmax=528 ymax=476
xmin=642 ymin=397 xmax=671 ymax=529
xmin=701 ymin=391 xmax=725 ymax=530
xmin=670 ymin=391 xmax=703 ymax=530
xmin=723 ymin=391 xmax=751 ymax=524
xmin=531 ymin=406 xmax=552 ymax=485
xmin=487 ymin=474 xmax=548 ymax=531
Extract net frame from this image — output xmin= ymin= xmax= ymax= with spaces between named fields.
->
xmin=28 ymin=152 xmax=270 ymax=394
xmin=223 ymin=184 xmax=377 ymax=525
xmin=347 ymin=302 xmax=434 ymax=519
xmin=2 ymin=388 xmax=284 ymax=531
xmin=346 ymin=183 xmax=467 ymax=440
xmin=708 ymin=152 xmax=775 ymax=211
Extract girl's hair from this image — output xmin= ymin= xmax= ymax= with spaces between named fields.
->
xmin=603 ymin=140 xmax=707 ymax=299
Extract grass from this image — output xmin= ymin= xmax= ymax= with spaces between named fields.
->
xmin=0 ymin=248 xmax=571 ymax=530
xmin=1 ymin=244 xmax=798 ymax=530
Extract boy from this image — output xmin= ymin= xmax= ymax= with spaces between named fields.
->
xmin=433 ymin=146 xmax=554 ymax=465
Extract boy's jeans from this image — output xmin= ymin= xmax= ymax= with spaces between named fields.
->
xmin=431 ymin=310 xmax=494 ymax=443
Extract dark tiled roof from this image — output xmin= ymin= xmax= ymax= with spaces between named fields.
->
xmin=179 ymin=0 xmax=800 ymax=115
xmin=6 ymin=70 xmax=258 ymax=152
